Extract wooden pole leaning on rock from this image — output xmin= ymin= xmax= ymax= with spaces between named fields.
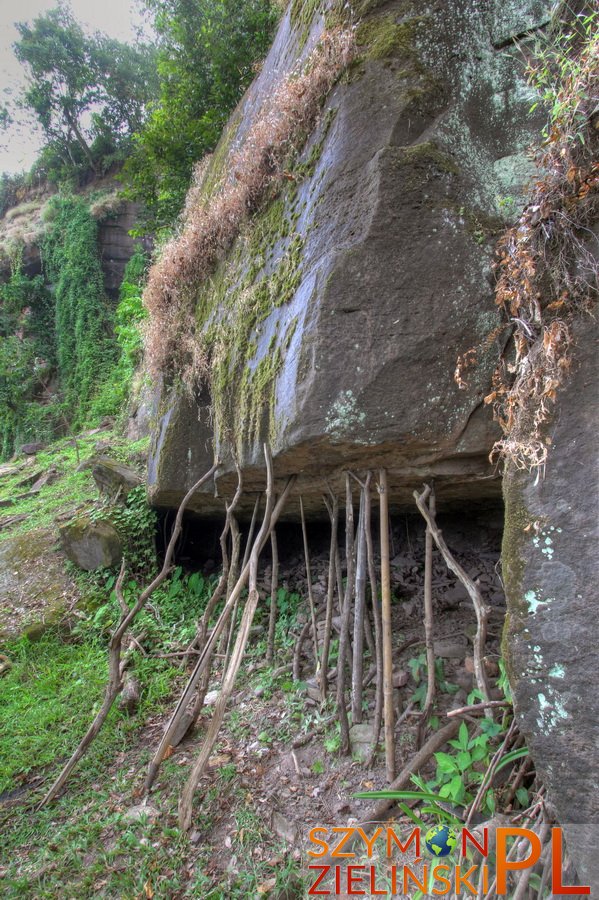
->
xmin=181 ymin=466 xmax=243 ymax=669
xmin=379 ymin=469 xmax=395 ymax=782
xmin=364 ymin=473 xmax=383 ymax=766
xmin=320 ymin=493 xmax=339 ymax=701
xmin=300 ymin=495 xmax=320 ymax=673
xmin=178 ymin=446 xmax=294 ymax=830
xmin=145 ymin=472 xmax=293 ymax=793
xmin=351 ymin=486 xmax=367 ymax=724
xmin=171 ymin=472 xmax=244 ymax=746
xmin=414 ymin=484 xmax=491 ymax=708
xmin=336 ymin=474 xmax=355 ymax=755
xmin=419 ymin=484 xmax=436 ymax=746
xmin=266 ymin=529 xmax=279 ymax=665
xmin=40 ymin=460 xmax=220 ymax=808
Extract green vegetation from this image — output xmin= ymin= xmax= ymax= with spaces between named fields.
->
xmin=0 ymin=256 xmax=56 ymax=458
xmin=124 ymin=0 xmax=279 ymax=232
xmin=0 ymin=430 xmax=149 ymax=541
xmin=43 ymin=196 xmax=116 ymax=426
xmin=489 ymin=2 xmax=598 ymax=470
xmin=355 ymin=13 xmax=424 ymax=62
xmin=13 ymin=6 xmax=158 ymax=184
xmin=87 ymin=247 xmax=149 ymax=422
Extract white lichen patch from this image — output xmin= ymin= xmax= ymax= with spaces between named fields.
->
xmin=537 ymin=690 xmax=569 ymax=733
xmin=325 ymin=390 xmax=367 ymax=441
xmin=525 ymin=589 xmax=550 ymax=615
xmin=532 ymin=525 xmax=562 ymax=560
xmin=548 ymin=664 xmax=566 ymax=680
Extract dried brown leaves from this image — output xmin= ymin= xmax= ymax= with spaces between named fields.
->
xmin=143 ymin=28 xmax=354 ymax=390
xmin=457 ymin=15 xmax=598 ymax=472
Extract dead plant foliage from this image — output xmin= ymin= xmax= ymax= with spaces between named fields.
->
xmin=457 ymin=7 xmax=598 ymax=472
xmin=143 ymin=28 xmax=354 ymax=391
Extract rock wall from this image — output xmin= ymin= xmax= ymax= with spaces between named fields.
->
xmin=0 ymin=189 xmax=142 ymax=298
xmin=502 ymin=320 xmax=599 ymax=886
xmin=148 ymin=0 xmax=549 ymax=517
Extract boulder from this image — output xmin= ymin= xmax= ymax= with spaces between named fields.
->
xmin=20 ymin=442 xmax=46 ymax=456
xmin=148 ymin=0 xmax=547 ymax=518
xmin=85 ymin=456 xmax=142 ymax=498
xmin=0 ymin=528 xmax=78 ymax=639
xmin=503 ymin=322 xmax=599 ymax=886
xmin=60 ymin=517 xmax=123 ymax=571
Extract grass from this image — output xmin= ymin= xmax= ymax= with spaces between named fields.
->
xmin=0 ymin=431 xmax=150 ymax=542
xmin=0 ymin=425 xmax=309 ymax=896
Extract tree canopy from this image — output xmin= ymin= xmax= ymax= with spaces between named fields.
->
xmin=14 ymin=6 xmax=158 ymax=181
xmin=124 ymin=0 xmax=278 ymax=231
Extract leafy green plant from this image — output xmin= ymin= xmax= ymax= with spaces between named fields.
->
xmin=355 ymin=703 xmax=529 ymax=824
xmin=88 ymin=248 xmax=148 ymax=421
xmin=408 ymin=652 xmax=459 ymax=708
xmin=43 ymin=195 xmax=116 ymax=426
xmin=324 ymin=723 xmax=341 ymax=754
xmin=124 ymin=0 xmax=278 ymax=232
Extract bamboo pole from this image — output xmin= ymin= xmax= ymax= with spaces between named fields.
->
xmin=379 ymin=468 xmax=395 ymax=782
xmin=422 ymin=485 xmax=436 ymax=730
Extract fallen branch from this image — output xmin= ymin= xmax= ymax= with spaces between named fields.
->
xmin=39 ymin=461 xmax=219 ymax=807
xmin=368 ymin=720 xmax=461 ymax=820
xmin=447 ymin=700 xmax=510 ymax=718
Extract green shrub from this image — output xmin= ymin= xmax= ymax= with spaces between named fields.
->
xmin=43 ymin=196 xmax=117 ymax=426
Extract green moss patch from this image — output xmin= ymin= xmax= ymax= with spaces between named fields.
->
xmin=355 ymin=14 xmax=426 ymax=62
xmin=197 ymin=191 xmax=305 ymax=455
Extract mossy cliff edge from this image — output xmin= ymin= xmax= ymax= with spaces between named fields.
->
xmin=147 ymin=0 xmax=549 ymax=516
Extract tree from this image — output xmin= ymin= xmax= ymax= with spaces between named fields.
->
xmin=13 ymin=6 xmax=158 ymax=179
xmin=124 ymin=0 xmax=278 ymax=231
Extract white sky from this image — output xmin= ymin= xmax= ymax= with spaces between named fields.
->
xmin=0 ymin=0 xmax=152 ymax=174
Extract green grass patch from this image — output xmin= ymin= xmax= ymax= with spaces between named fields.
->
xmin=0 ymin=430 xmax=149 ymax=542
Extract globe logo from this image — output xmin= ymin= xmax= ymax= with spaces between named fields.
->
xmin=424 ymin=824 xmax=458 ymax=858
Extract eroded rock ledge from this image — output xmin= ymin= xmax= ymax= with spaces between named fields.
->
xmin=146 ymin=0 xmax=548 ymax=518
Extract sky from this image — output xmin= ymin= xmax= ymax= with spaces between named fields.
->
xmin=0 ymin=0 xmax=151 ymax=175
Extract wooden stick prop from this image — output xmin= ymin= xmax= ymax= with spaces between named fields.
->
xmin=419 ymin=484 xmax=436 ymax=746
xmin=178 ymin=448 xmax=293 ymax=830
xmin=351 ymin=486 xmax=367 ymax=724
xmin=300 ymin=495 xmax=320 ymax=672
xmin=182 ymin=466 xmax=243 ymax=667
xmin=293 ymin=604 xmax=326 ymax=681
xmin=379 ymin=468 xmax=395 ymax=781
xmin=363 ymin=473 xmax=383 ymax=766
xmin=40 ymin=461 xmax=219 ymax=807
xmin=266 ymin=529 xmax=279 ymax=664
xmin=336 ymin=474 xmax=355 ymax=755
xmin=223 ymin=493 xmax=261 ymax=667
xmin=320 ymin=494 xmax=339 ymax=701
xmin=414 ymin=485 xmax=491 ymax=706
xmin=145 ymin=479 xmax=293 ymax=792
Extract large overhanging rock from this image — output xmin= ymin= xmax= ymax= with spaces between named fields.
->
xmin=502 ymin=321 xmax=599 ymax=886
xmin=147 ymin=0 xmax=550 ymax=517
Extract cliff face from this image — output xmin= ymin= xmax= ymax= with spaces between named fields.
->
xmin=502 ymin=322 xmax=599 ymax=887
xmin=147 ymin=0 xmax=549 ymax=517
xmin=0 ymin=185 xmax=142 ymax=299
